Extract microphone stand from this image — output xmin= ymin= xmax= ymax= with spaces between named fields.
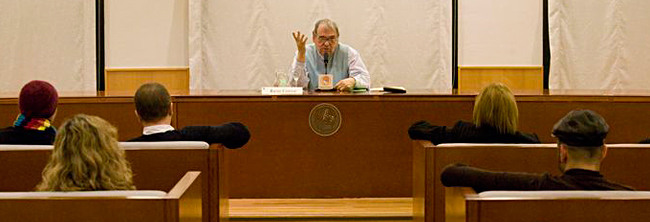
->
xmin=324 ymin=53 xmax=329 ymax=74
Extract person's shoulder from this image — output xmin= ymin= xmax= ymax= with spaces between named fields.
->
xmin=338 ymin=43 xmax=356 ymax=53
xmin=0 ymin=127 xmax=55 ymax=145
xmin=454 ymin=120 xmax=476 ymax=128
xmin=451 ymin=121 xmax=480 ymax=133
xmin=128 ymin=131 xmax=183 ymax=142
xmin=0 ymin=126 xmax=18 ymax=133
xmin=513 ymin=131 xmax=541 ymax=143
xmin=127 ymin=135 xmax=147 ymax=142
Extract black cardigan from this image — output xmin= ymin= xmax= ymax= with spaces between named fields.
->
xmin=129 ymin=123 xmax=251 ymax=149
xmin=408 ymin=120 xmax=540 ymax=145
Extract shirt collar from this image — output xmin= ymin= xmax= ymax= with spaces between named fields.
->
xmin=142 ymin=124 xmax=175 ymax=135
xmin=564 ymin=168 xmax=603 ymax=178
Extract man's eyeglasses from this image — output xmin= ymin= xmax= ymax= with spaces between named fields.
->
xmin=317 ymin=36 xmax=338 ymax=44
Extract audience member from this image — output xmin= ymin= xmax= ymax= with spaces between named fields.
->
xmin=37 ymin=114 xmax=135 ymax=191
xmin=409 ymin=83 xmax=539 ymax=145
xmin=128 ymin=82 xmax=251 ymax=148
xmin=440 ymin=109 xmax=633 ymax=192
xmin=0 ymin=80 xmax=58 ymax=145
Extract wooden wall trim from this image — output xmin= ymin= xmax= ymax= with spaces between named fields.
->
xmin=105 ymin=67 xmax=190 ymax=95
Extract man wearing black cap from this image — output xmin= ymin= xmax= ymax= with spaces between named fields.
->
xmin=440 ymin=109 xmax=633 ymax=192
xmin=0 ymin=80 xmax=59 ymax=145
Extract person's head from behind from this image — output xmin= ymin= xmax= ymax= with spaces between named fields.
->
xmin=552 ymin=109 xmax=609 ymax=172
xmin=19 ymin=80 xmax=58 ymax=120
xmin=473 ymin=83 xmax=518 ymax=134
xmin=134 ymin=82 xmax=171 ymax=125
xmin=312 ymin=18 xmax=340 ymax=56
xmin=37 ymin=114 xmax=134 ymax=191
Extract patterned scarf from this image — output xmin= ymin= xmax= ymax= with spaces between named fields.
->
xmin=14 ymin=114 xmax=56 ymax=132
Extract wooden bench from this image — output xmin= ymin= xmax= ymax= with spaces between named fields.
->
xmin=0 ymin=171 xmax=201 ymax=222
xmin=413 ymin=141 xmax=650 ymax=222
xmin=0 ymin=142 xmax=227 ymax=222
xmin=445 ymin=187 xmax=650 ymax=222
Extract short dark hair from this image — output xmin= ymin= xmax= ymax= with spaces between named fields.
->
xmin=134 ymin=83 xmax=171 ymax=123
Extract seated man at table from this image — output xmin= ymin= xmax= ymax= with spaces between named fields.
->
xmin=0 ymin=80 xmax=58 ymax=145
xmin=290 ymin=19 xmax=370 ymax=91
xmin=128 ymin=82 xmax=251 ymax=149
xmin=440 ymin=109 xmax=633 ymax=192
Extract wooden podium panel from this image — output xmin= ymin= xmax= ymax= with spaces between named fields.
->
xmin=174 ymin=95 xmax=474 ymax=198
xmin=105 ymin=67 xmax=189 ymax=95
xmin=458 ymin=66 xmax=543 ymax=94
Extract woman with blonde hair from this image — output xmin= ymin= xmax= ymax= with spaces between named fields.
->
xmin=37 ymin=114 xmax=135 ymax=191
xmin=409 ymin=83 xmax=539 ymax=145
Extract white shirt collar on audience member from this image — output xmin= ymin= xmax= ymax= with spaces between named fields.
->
xmin=142 ymin=125 xmax=175 ymax=135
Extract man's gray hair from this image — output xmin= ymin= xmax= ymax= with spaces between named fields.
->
xmin=312 ymin=19 xmax=340 ymax=37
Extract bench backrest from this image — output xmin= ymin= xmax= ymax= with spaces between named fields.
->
xmin=0 ymin=171 xmax=201 ymax=222
xmin=446 ymin=187 xmax=650 ymax=222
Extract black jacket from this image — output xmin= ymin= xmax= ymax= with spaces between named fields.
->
xmin=440 ymin=163 xmax=634 ymax=192
xmin=128 ymin=123 xmax=251 ymax=149
xmin=408 ymin=120 xmax=540 ymax=145
xmin=0 ymin=126 xmax=56 ymax=145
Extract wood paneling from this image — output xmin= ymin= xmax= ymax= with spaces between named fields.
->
xmin=0 ymin=172 xmax=201 ymax=222
xmin=105 ymin=67 xmax=189 ymax=95
xmin=2 ymin=92 xmax=650 ymax=198
xmin=229 ymin=198 xmax=411 ymax=220
xmin=0 ymin=145 xmax=227 ymax=222
xmin=458 ymin=66 xmax=543 ymax=94
xmin=175 ymin=96 xmax=474 ymax=198
xmin=447 ymin=187 xmax=650 ymax=222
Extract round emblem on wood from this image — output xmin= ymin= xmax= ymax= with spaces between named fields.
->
xmin=309 ymin=103 xmax=342 ymax=137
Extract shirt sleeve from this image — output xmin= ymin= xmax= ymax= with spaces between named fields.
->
xmin=179 ymin=122 xmax=251 ymax=149
xmin=347 ymin=47 xmax=370 ymax=89
xmin=440 ymin=163 xmax=544 ymax=193
xmin=289 ymin=51 xmax=310 ymax=89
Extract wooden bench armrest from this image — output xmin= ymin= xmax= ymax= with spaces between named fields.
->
xmin=445 ymin=187 xmax=476 ymax=222
xmin=168 ymin=171 xmax=202 ymax=222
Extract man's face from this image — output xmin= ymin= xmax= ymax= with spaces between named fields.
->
xmin=313 ymin=24 xmax=338 ymax=56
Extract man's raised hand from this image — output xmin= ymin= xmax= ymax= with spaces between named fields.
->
xmin=292 ymin=31 xmax=308 ymax=62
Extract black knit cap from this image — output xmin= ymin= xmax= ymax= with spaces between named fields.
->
xmin=552 ymin=109 xmax=609 ymax=147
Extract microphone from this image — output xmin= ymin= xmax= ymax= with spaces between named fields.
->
xmin=323 ymin=53 xmax=329 ymax=74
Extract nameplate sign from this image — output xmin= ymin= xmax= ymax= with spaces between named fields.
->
xmin=261 ymin=87 xmax=304 ymax=95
